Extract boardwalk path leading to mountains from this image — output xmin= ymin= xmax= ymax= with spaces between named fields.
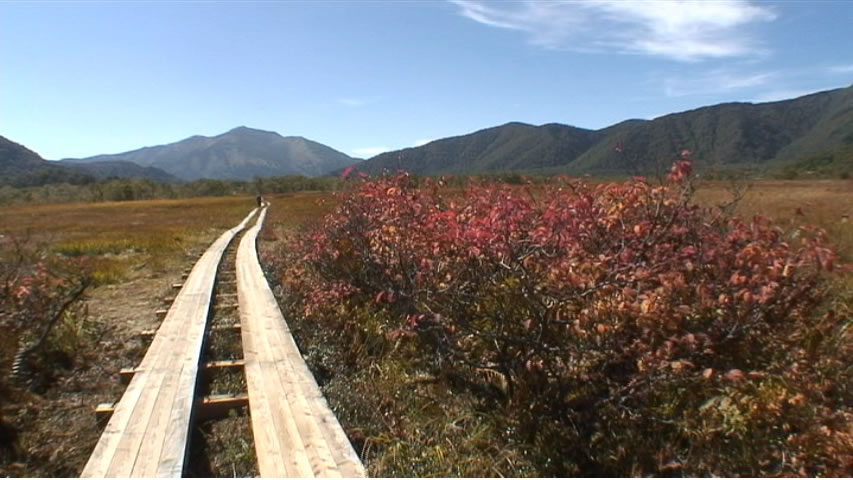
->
xmin=81 ymin=206 xmax=365 ymax=478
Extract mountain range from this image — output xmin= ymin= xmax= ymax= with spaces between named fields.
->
xmin=62 ymin=127 xmax=357 ymax=181
xmin=3 ymin=85 xmax=851 ymax=187
xmin=356 ymin=84 xmax=853 ymax=176
xmin=0 ymin=135 xmax=184 ymax=187
xmin=0 ymin=136 xmax=97 ymax=187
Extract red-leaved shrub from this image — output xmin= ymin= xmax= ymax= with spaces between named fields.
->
xmin=273 ymin=163 xmax=851 ymax=476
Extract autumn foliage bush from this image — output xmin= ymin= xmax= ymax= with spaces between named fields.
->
xmin=275 ymin=161 xmax=852 ymax=476
xmin=0 ymin=239 xmax=92 ymax=390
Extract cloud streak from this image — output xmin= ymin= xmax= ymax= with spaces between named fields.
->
xmin=829 ymin=64 xmax=853 ymax=74
xmin=663 ymin=69 xmax=777 ymax=97
xmin=752 ymin=86 xmax=839 ymax=103
xmin=338 ymin=98 xmax=366 ymax=107
xmin=450 ymin=0 xmax=776 ymax=61
xmin=337 ymin=96 xmax=380 ymax=107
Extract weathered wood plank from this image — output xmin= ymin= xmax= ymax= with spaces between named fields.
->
xmin=81 ymin=208 xmax=257 ymax=478
xmin=242 ymin=322 xmax=303 ymax=476
xmin=237 ymin=207 xmax=366 ymax=478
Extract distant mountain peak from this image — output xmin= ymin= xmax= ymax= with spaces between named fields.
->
xmin=62 ymin=127 xmax=356 ymax=181
xmin=224 ymin=125 xmax=276 ymax=136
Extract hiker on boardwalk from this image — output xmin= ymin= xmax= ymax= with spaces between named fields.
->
xmin=256 ymin=193 xmax=265 ymax=207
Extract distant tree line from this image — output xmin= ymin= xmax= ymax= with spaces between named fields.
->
xmin=0 ymin=171 xmax=580 ymax=206
xmin=0 ymin=175 xmax=343 ymax=205
xmin=0 ymin=166 xmax=97 ymax=188
xmin=3 ymin=159 xmax=848 ymax=207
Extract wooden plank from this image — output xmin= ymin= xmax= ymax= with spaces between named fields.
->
xmin=119 ymin=359 xmax=246 ymax=384
xmin=238 ymin=209 xmax=325 ymax=477
xmin=81 ymin=208 xmax=258 ymax=478
xmin=97 ymin=394 xmax=250 ymax=422
xmin=205 ymin=358 xmax=245 ymax=369
xmin=196 ymin=393 xmax=249 ymax=421
xmin=212 ymin=323 xmax=241 ymax=332
xmin=135 ymin=324 xmax=243 ymax=339
xmin=240 ymin=314 xmax=297 ymax=476
xmin=237 ymin=207 xmax=366 ymax=478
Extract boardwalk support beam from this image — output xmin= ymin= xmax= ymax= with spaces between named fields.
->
xmin=96 ymin=394 xmax=250 ymax=422
xmin=118 ymin=359 xmax=246 ymax=385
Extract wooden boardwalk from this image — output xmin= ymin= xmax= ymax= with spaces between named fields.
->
xmin=81 ymin=209 xmax=257 ymax=477
xmin=81 ymin=205 xmax=366 ymax=477
xmin=237 ymin=207 xmax=366 ymax=478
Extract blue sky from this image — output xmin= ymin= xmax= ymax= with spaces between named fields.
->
xmin=1 ymin=0 xmax=852 ymax=160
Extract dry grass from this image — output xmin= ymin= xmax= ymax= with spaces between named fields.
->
xmin=694 ymin=179 xmax=853 ymax=262
xmin=695 ymin=179 xmax=853 ymax=326
xmin=0 ymin=196 xmax=256 ymax=284
xmin=262 ymin=192 xmax=336 ymax=233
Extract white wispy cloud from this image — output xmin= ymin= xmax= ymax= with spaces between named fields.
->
xmin=663 ymin=69 xmax=776 ymax=97
xmin=338 ymin=98 xmax=366 ymax=107
xmin=752 ymin=87 xmax=836 ymax=103
xmin=829 ymin=64 xmax=853 ymax=74
xmin=352 ymin=146 xmax=390 ymax=157
xmin=450 ymin=0 xmax=776 ymax=61
xmin=337 ymin=97 xmax=380 ymax=107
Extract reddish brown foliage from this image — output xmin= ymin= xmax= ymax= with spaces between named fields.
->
xmin=274 ymin=163 xmax=851 ymax=476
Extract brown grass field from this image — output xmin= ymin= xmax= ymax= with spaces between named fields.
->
xmin=0 ymin=196 xmax=257 ymax=476
xmin=693 ymin=179 xmax=852 ymax=262
xmin=1 ymin=196 xmax=256 ymax=284
xmin=0 ymin=180 xmax=850 ymax=477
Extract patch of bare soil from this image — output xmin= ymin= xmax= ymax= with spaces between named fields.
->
xmin=0 ymin=258 xmax=195 ymax=477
